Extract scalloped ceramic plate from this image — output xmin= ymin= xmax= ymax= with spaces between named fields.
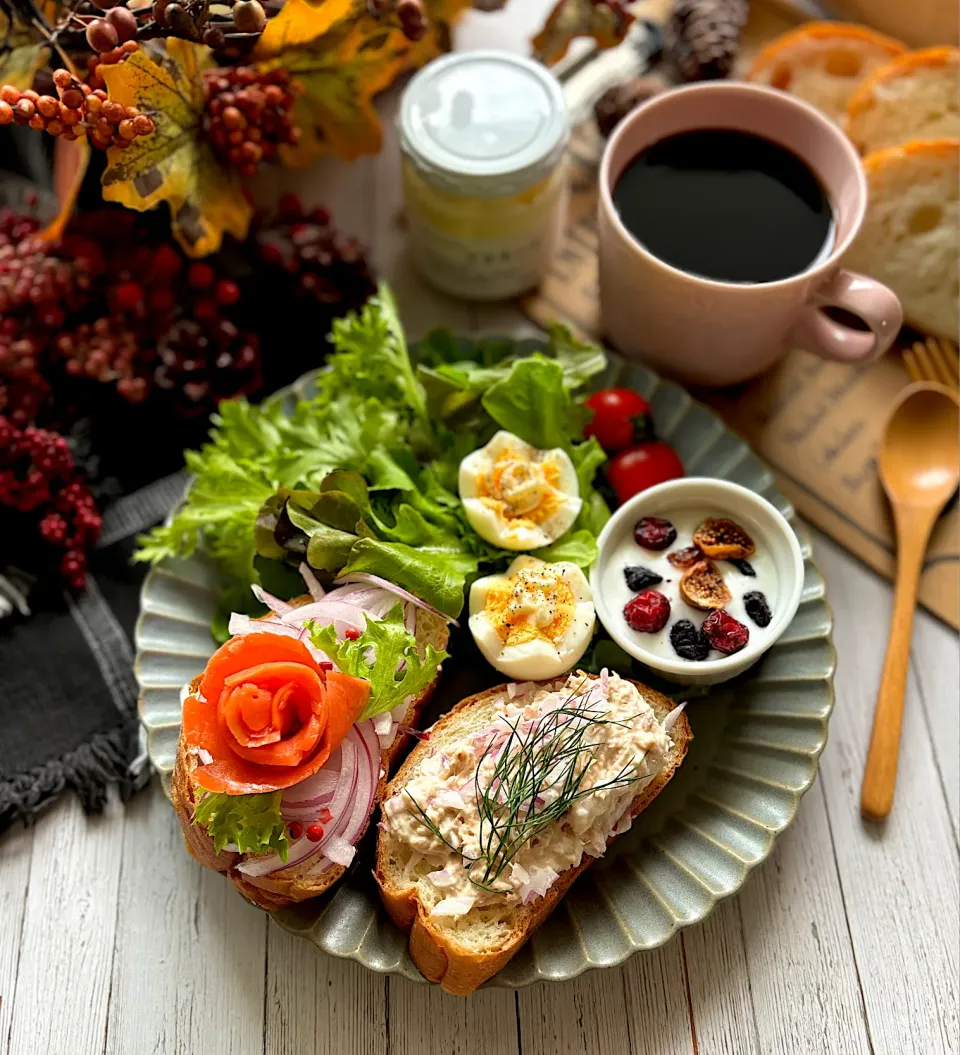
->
xmin=136 ymin=347 xmax=835 ymax=988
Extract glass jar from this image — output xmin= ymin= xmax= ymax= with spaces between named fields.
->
xmin=399 ymin=51 xmax=570 ymax=301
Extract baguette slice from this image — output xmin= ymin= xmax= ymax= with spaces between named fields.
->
xmin=843 ymin=138 xmax=959 ymax=340
xmin=171 ymin=604 xmax=449 ymax=911
xmin=375 ymin=675 xmax=692 ymax=995
xmin=745 ymin=22 xmax=907 ymax=122
xmin=845 ymin=48 xmax=960 ymax=154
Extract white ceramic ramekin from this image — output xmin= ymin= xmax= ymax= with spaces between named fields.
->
xmin=590 ymin=477 xmax=804 ymax=686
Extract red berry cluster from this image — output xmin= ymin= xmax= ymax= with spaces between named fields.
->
xmin=0 ymin=417 xmax=101 ymax=589
xmin=84 ymin=39 xmax=140 ymax=93
xmin=256 ymin=194 xmax=375 ymax=308
xmin=202 ymin=66 xmax=302 ymax=177
xmin=0 ymin=68 xmax=154 ymax=150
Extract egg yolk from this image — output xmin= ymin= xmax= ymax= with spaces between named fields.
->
xmin=484 ymin=568 xmax=575 ymax=647
xmin=476 ymin=448 xmax=563 ymax=527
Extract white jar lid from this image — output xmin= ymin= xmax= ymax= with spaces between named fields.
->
xmin=399 ymin=50 xmax=569 ymax=197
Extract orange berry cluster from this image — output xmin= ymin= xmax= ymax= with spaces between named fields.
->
xmin=84 ymin=39 xmax=140 ymax=93
xmin=202 ymin=66 xmax=302 ymax=178
xmin=0 ymin=68 xmax=155 ymax=150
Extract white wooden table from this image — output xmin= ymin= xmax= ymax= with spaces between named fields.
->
xmin=2 ymin=9 xmax=959 ymax=1054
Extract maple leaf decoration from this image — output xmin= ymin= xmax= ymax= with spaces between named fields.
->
xmin=253 ymin=0 xmax=471 ymax=165
xmin=100 ymin=40 xmax=253 ymax=258
xmin=0 ymin=10 xmax=49 ymax=89
xmin=533 ymin=0 xmax=635 ymax=66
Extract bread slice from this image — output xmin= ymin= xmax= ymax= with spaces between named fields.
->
xmin=745 ymin=22 xmax=908 ymax=123
xmin=843 ymin=138 xmax=959 ymax=340
xmin=375 ymin=675 xmax=692 ymax=995
xmin=170 ymin=605 xmax=450 ymax=911
xmin=845 ymin=48 xmax=960 ymax=154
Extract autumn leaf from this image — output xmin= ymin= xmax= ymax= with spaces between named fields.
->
xmin=38 ymin=137 xmax=91 ymax=242
xmin=100 ymin=40 xmax=253 ymax=257
xmin=532 ymin=0 xmax=635 ymax=66
xmin=0 ymin=11 xmax=49 ymax=90
xmin=253 ymin=0 xmax=469 ymax=165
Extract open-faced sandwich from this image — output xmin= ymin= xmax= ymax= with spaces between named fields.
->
xmin=172 ymin=574 xmax=450 ymax=909
xmin=375 ymin=669 xmax=691 ymax=994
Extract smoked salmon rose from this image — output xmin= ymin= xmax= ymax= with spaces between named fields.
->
xmin=182 ymin=632 xmax=370 ymax=795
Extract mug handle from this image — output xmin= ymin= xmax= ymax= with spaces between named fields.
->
xmin=789 ymin=269 xmax=903 ymax=364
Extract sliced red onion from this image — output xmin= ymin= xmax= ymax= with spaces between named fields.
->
xmin=323 ymin=835 xmax=356 ymax=867
xmin=663 ymin=701 xmax=687 ymax=732
xmin=226 ymin=613 xmax=330 ymax=664
xmin=279 ymin=598 xmax=369 ymax=627
xmin=519 ymin=866 xmax=559 ymax=905
xmin=281 ymin=766 xmax=338 ymax=812
xmin=600 ymin=667 xmax=609 ymax=697
xmin=398 ymin=724 xmax=430 ymax=742
xmin=251 ymin=584 xmax=294 ymax=617
xmin=509 ymin=862 xmax=529 ymax=885
xmin=299 ymin=563 xmax=325 ymax=602
xmin=335 ymin=572 xmax=459 ymax=627
xmin=404 ymin=602 xmax=417 ymax=634
xmin=430 ymin=895 xmax=475 ymax=918
xmin=434 ymin=788 xmax=465 ymax=810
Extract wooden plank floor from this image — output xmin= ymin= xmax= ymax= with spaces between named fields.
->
xmin=2 ymin=6 xmax=959 ymax=1053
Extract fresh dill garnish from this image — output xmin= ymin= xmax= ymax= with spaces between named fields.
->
xmin=403 ymin=678 xmax=648 ymax=893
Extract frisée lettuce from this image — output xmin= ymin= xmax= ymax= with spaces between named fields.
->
xmin=135 ymin=283 xmax=610 ymax=625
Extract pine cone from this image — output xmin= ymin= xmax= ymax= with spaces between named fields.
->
xmin=594 ymin=76 xmax=667 ymax=138
xmin=665 ymin=0 xmax=749 ymax=82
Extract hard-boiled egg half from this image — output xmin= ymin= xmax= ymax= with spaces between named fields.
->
xmin=459 ymin=430 xmax=582 ymax=551
xmin=469 ymin=556 xmax=596 ymax=680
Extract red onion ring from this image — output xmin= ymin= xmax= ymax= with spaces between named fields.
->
xmin=299 ymin=563 xmax=325 ymax=602
xmin=334 ymin=572 xmax=459 ymax=627
xmin=251 ymin=585 xmax=294 ymax=616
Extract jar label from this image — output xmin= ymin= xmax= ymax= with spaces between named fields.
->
xmin=407 ymin=206 xmax=566 ymax=300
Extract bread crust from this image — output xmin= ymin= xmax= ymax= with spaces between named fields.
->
xmin=170 ymin=604 xmax=449 ymax=911
xmin=746 ymin=21 xmax=907 ymax=80
xmin=374 ymin=676 xmax=692 ymax=995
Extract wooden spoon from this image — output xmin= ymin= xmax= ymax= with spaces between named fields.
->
xmin=861 ymin=382 xmax=960 ymax=821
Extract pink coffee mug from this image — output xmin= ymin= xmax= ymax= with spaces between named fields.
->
xmin=598 ymin=82 xmax=903 ymax=386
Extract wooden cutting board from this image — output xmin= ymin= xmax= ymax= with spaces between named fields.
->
xmin=524 ymin=0 xmax=960 ymax=629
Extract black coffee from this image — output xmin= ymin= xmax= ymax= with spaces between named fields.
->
xmin=612 ymin=128 xmax=834 ymax=284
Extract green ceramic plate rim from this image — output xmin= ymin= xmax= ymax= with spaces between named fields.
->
xmin=136 ymin=345 xmax=836 ymax=988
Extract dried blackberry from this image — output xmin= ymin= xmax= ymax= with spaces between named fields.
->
xmin=670 ymin=619 xmax=710 ymax=661
xmin=624 ymin=564 xmax=663 ymax=592
xmin=728 ymin=558 xmax=755 ymax=577
xmin=743 ymin=590 xmax=772 ymax=627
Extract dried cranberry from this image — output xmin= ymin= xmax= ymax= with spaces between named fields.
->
xmin=701 ymin=609 xmax=750 ymax=655
xmin=743 ymin=591 xmax=772 ymax=628
xmin=624 ymin=589 xmax=671 ymax=633
xmin=667 ymin=545 xmax=702 ymax=569
xmin=624 ymin=564 xmax=663 ymax=592
xmin=728 ymin=558 xmax=756 ymax=577
xmin=634 ymin=516 xmax=676 ymax=550
xmin=670 ymin=619 xmax=711 ymax=661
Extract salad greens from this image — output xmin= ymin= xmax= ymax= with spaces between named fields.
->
xmin=193 ymin=790 xmax=290 ymax=861
xmin=309 ymin=603 xmax=448 ymax=721
xmin=136 ymin=282 xmax=610 ymax=626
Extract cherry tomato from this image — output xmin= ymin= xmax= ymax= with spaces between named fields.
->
xmin=583 ymin=388 xmax=652 ymax=452
xmin=606 ymin=442 xmax=684 ymax=505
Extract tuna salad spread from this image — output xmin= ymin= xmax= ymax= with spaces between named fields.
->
xmin=381 ymin=671 xmax=675 ymax=919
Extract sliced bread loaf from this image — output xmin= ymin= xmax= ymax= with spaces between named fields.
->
xmin=171 ymin=606 xmax=449 ymax=911
xmin=843 ymin=138 xmax=959 ymax=340
xmin=845 ymin=47 xmax=960 ymax=153
xmin=746 ymin=22 xmax=907 ymax=122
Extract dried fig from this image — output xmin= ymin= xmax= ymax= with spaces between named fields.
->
xmin=679 ymin=559 xmax=732 ymax=611
xmin=693 ymin=517 xmax=755 ymax=560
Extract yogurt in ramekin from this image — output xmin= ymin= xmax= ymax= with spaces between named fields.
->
xmin=591 ymin=478 xmax=804 ymax=685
